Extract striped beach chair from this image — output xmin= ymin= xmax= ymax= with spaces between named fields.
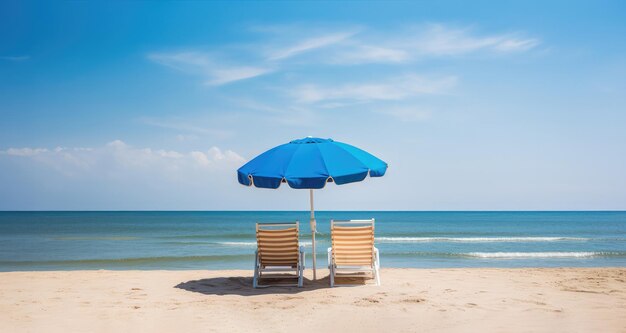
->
xmin=253 ymin=222 xmax=305 ymax=288
xmin=327 ymin=219 xmax=380 ymax=287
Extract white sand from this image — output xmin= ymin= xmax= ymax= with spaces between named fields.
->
xmin=1 ymin=268 xmax=625 ymax=332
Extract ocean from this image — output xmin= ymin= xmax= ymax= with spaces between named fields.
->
xmin=1 ymin=211 xmax=625 ymax=271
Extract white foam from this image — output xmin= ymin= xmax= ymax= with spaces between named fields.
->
xmin=376 ymin=237 xmax=588 ymax=243
xmin=217 ymin=241 xmax=257 ymax=246
xmin=465 ymin=252 xmax=600 ymax=258
xmin=217 ymin=241 xmax=313 ymax=247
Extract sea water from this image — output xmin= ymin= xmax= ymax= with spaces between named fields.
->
xmin=1 ymin=211 xmax=625 ymax=271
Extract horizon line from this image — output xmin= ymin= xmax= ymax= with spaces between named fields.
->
xmin=2 ymin=210 xmax=625 ymax=213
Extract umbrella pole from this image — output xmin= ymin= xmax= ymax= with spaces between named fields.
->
xmin=310 ymin=189 xmax=317 ymax=280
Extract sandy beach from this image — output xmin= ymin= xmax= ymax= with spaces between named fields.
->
xmin=1 ymin=268 xmax=624 ymax=332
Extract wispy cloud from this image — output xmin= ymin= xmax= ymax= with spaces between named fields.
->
xmin=407 ymin=24 xmax=540 ymax=56
xmin=325 ymin=24 xmax=539 ymax=64
xmin=211 ymin=67 xmax=271 ymax=85
xmin=374 ymin=107 xmax=432 ymax=122
xmin=3 ymin=147 xmax=48 ymax=156
xmin=148 ymin=52 xmax=272 ymax=85
xmin=291 ymin=74 xmax=458 ymax=103
xmin=139 ymin=117 xmax=235 ymax=139
xmin=257 ymin=23 xmax=540 ymax=66
xmin=266 ymin=31 xmax=358 ymax=60
xmin=493 ymin=38 xmax=540 ymax=52
xmin=331 ymin=45 xmax=410 ymax=64
xmin=0 ymin=55 xmax=30 ymax=62
xmin=232 ymin=98 xmax=320 ymax=126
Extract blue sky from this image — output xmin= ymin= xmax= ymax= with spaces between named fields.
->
xmin=1 ymin=1 xmax=625 ymax=210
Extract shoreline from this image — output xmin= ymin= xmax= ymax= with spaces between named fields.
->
xmin=1 ymin=268 xmax=624 ymax=332
xmin=2 ymin=265 xmax=626 ymax=272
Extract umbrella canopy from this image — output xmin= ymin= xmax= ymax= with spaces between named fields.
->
xmin=237 ymin=137 xmax=388 ymax=279
xmin=238 ymin=137 xmax=387 ymax=189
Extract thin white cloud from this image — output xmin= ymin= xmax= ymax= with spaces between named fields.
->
xmin=3 ymin=147 xmax=48 ymax=156
xmin=267 ymin=31 xmax=357 ymax=60
xmin=331 ymin=45 xmax=410 ymax=64
xmin=409 ymin=24 xmax=540 ymax=56
xmin=0 ymin=55 xmax=30 ymax=62
xmin=176 ymin=134 xmax=198 ymax=142
xmin=493 ymin=38 xmax=540 ymax=52
xmin=148 ymin=52 xmax=272 ymax=85
xmin=139 ymin=117 xmax=235 ymax=139
xmin=233 ymin=98 xmax=320 ymax=126
xmin=210 ymin=66 xmax=272 ymax=85
xmin=374 ymin=107 xmax=432 ymax=122
xmin=291 ymin=74 xmax=458 ymax=103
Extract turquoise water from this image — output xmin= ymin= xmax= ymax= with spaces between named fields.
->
xmin=1 ymin=211 xmax=625 ymax=271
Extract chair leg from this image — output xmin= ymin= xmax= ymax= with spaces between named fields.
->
xmin=374 ymin=247 xmax=381 ymax=286
xmin=327 ymin=247 xmax=335 ymax=287
xmin=298 ymin=248 xmax=305 ymax=288
xmin=253 ymin=251 xmax=259 ymax=289
xmin=374 ymin=266 xmax=381 ymax=286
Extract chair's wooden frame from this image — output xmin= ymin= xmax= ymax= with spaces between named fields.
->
xmin=327 ymin=219 xmax=380 ymax=287
xmin=253 ymin=222 xmax=305 ymax=288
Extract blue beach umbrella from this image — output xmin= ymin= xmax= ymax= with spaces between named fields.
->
xmin=237 ymin=137 xmax=388 ymax=279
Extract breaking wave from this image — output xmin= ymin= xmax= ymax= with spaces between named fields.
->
xmin=376 ymin=237 xmax=589 ymax=243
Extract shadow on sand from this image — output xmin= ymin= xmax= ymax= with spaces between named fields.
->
xmin=175 ymin=275 xmax=368 ymax=296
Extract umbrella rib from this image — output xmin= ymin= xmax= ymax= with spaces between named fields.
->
xmin=330 ymin=143 xmax=372 ymax=178
xmin=280 ymin=143 xmax=302 ymax=187
xmin=314 ymin=144 xmax=332 ymax=183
